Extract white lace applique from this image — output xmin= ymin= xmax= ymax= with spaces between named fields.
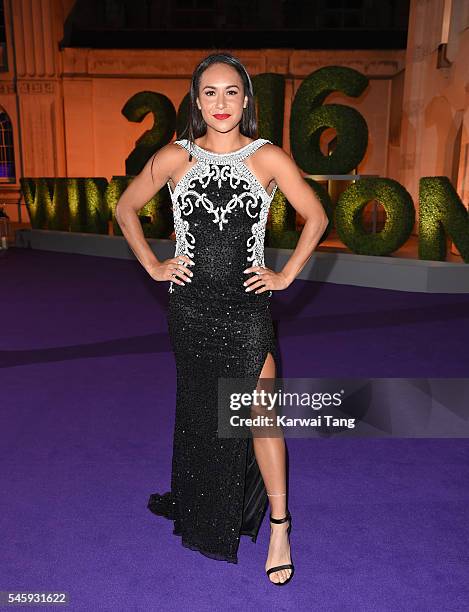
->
xmin=167 ymin=138 xmax=277 ymax=293
xmin=168 ymin=204 xmax=196 ymax=293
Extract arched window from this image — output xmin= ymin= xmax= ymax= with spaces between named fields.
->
xmin=0 ymin=109 xmax=16 ymax=181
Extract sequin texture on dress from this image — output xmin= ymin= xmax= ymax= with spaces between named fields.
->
xmin=147 ymin=138 xmax=280 ymax=563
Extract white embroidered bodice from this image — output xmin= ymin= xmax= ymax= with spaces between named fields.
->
xmin=167 ymin=138 xmax=277 ymax=298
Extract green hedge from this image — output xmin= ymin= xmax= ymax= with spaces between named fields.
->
xmin=122 ymin=91 xmax=176 ymax=176
xmin=419 ymin=176 xmax=469 ymax=262
xmin=335 ymin=178 xmax=415 ymax=256
xmin=20 ymin=178 xmax=49 ymax=229
xmin=108 ymin=176 xmax=173 ymax=239
xmin=69 ymin=178 xmax=108 ymax=234
xmin=290 ymin=66 xmax=369 ymax=175
xmin=267 ymin=186 xmax=300 ymax=249
xmin=21 ymin=177 xmax=108 ymax=234
xmin=21 ymin=174 xmax=469 ymax=263
xmin=253 ymin=73 xmax=285 ymax=148
xmin=266 ymin=179 xmax=333 ymax=249
xmin=43 ymin=178 xmax=68 ymax=230
xmin=21 ymin=176 xmax=173 ymax=238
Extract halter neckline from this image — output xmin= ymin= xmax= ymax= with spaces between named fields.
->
xmin=191 ymin=138 xmax=260 ymax=156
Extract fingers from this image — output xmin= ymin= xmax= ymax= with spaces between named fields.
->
xmin=174 ymin=255 xmax=195 ymax=268
xmin=247 ymin=282 xmax=269 ymax=294
xmin=167 ymin=259 xmax=273 ymax=292
xmin=169 ymin=255 xmax=195 ymax=285
xmin=171 ymin=264 xmax=193 ymax=283
xmin=172 ymin=255 xmax=195 ymax=271
xmin=245 ymin=279 xmax=269 ymax=293
xmin=243 ymin=267 xmax=271 ymax=293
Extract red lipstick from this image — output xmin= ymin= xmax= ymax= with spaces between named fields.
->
xmin=213 ymin=114 xmax=231 ymax=120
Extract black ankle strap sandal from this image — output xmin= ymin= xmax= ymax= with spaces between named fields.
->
xmin=266 ymin=511 xmax=295 ymax=586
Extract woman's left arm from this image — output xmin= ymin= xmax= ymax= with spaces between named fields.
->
xmin=244 ymin=145 xmax=330 ymax=294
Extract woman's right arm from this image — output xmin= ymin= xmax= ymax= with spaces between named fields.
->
xmin=115 ymin=144 xmax=194 ymax=286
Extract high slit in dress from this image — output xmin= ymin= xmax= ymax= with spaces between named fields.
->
xmin=147 ymin=137 xmax=279 ymax=563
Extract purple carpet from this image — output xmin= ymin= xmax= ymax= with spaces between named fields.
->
xmin=2 ymin=248 xmax=468 ymax=611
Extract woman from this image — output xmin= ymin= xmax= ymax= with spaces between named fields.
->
xmin=116 ymin=52 xmax=328 ymax=585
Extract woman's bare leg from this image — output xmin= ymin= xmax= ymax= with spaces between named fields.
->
xmin=252 ymin=352 xmax=292 ymax=584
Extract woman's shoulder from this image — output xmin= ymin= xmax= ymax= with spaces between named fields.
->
xmin=255 ymin=141 xmax=290 ymax=170
xmin=153 ymin=140 xmax=191 ymax=165
xmin=257 ymin=140 xmax=286 ymax=157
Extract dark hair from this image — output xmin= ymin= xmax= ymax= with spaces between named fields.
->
xmin=181 ymin=52 xmax=257 ymax=155
xmin=150 ymin=52 xmax=257 ymax=180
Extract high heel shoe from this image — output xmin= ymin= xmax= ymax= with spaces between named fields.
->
xmin=265 ymin=510 xmax=295 ymax=586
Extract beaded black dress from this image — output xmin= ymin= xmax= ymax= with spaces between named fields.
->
xmin=147 ymin=138 xmax=279 ymax=564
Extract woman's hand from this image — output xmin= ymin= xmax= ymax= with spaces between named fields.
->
xmin=243 ymin=266 xmax=291 ymax=294
xmin=147 ymin=255 xmax=195 ymax=287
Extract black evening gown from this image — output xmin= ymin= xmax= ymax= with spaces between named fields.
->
xmin=147 ymin=138 xmax=279 ymax=563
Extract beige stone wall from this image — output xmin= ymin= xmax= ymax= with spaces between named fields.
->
xmin=0 ymin=0 xmax=68 ymax=221
xmin=60 ymin=48 xmax=405 ymax=182
xmin=399 ymin=0 xmax=469 ymax=212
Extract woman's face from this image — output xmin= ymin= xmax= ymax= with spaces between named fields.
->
xmin=196 ymin=63 xmax=248 ymax=133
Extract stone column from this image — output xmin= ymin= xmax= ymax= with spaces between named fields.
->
xmin=399 ymin=0 xmax=469 ymax=234
xmin=11 ymin=0 xmax=68 ymax=178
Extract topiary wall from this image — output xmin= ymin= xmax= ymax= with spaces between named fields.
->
xmin=335 ymin=178 xmax=415 ymax=256
xmin=290 ymin=66 xmax=369 ymax=175
xmin=419 ymin=176 xmax=469 ymax=263
xmin=107 ymin=176 xmax=173 ymax=239
xmin=21 ymin=177 xmax=108 ymax=234
xmin=123 ymin=91 xmax=176 ymax=176
xmin=20 ymin=176 xmax=173 ymax=239
xmin=20 ymin=66 xmax=468 ymax=263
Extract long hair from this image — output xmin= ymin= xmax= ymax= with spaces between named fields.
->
xmin=180 ymin=52 xmax=258 ymax=158
xmin=150 ymin=53 xmax=257 ymax=180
